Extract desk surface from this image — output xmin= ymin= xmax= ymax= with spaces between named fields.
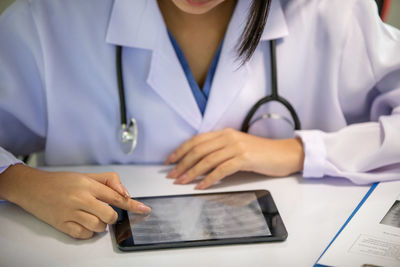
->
xmin=0 ymin=165 xmax=370 ymax=267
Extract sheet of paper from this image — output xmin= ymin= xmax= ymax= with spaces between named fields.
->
xmin=317 ymin=180 xmax=400 ymax=267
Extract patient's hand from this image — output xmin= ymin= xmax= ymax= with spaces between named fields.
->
xmin=165 ymin=128 xmax=304 ymax=189
xmin=0 ymin=165 xmax=151 ymax=239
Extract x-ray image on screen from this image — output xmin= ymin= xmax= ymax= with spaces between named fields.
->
xmin=128 ymin=192 xmax=271 ymax=244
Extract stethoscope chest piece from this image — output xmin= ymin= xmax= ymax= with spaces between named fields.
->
xmin=120 ymin=118 xmax=138 ymax=154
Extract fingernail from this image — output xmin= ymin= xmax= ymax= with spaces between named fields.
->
xmin=118 ymin=184 xmax=129 ymax=198
xmin=168 ymin=153 xmax=176 ymax=163
xmin=195 ymin=181 xmax=206 ymax=190
xmin=174 ymin=174 xmax=187 ymax=184
xmin=138 ymin=204 xmax=151 ymax=214
xmin=167 ymin=169 xmax=177 ymax=178
xmin=121 ymin=185 xmax=130 ymax=198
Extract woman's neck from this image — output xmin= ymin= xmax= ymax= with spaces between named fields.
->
xmin=157 ymin=0 xmax=236 ymax=88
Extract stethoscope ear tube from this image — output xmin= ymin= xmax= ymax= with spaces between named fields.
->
xmin=240 ymin=40 xmax=301 ymax=133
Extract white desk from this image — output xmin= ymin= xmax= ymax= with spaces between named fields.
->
xmin=0 ymin=165 xmax=370 ymax=267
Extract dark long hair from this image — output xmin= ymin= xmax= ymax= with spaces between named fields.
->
xmin=237 ymin=0 xmax=272 ymax=63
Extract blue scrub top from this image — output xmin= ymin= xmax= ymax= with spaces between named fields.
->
xmin=167 ymin=30 xmax=223 ymax=116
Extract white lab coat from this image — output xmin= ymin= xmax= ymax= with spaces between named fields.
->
xmin=0 ymin=0 xmax=399 ymax=184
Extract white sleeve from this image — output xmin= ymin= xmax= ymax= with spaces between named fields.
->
xmin=0 ymin=148 xmax=22 ymax=174
xmin=297 ymin=0 xmax=400 ymax=185
xmin=0 ymin=1 xmax=47 ymax=170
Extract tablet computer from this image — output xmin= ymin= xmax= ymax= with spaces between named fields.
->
xmin=112 ymin=190 xmax=287 ymax=251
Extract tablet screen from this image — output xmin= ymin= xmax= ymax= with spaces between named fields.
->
xmin=113 ymin=190 xmax=287 ymax=251
xmin=128 ymin=192 xmax=271 ymax=244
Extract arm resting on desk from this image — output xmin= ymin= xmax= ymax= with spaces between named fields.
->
xmin=0 ymin=164 xmax=151 ymax=239
xmin=296 ymin=0 xmax=400 ymax=184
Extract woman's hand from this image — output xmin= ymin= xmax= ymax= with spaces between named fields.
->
xmin=0 ymin=165 xmax=151 ymax=239
xmin=165 ymin=128 xmax=304 ymax=189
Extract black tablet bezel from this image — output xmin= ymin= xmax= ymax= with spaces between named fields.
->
xmin=112 ymin=190 xmax=287 ymax=251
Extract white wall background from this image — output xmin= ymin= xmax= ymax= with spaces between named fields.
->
xmin=388 ymin=0 xmax=400 ymax=27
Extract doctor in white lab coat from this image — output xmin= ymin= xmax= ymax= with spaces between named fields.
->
xmin=0 ymin=0 xmax=399 ymax=239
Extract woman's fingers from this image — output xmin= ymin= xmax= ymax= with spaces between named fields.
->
xmin=85 ymin=172 xmax=130 ymax=198
xmin=62 ymin=221 xmax=94 ymax=240
xmin=91 ymin=181 xmax=151 ymax=215
xmin=168 ymin=136 xmax=228 ymax=179
xmin=168 ymin=128 xmax=303 ymax=189
xmin=174 ymin=146 xmax=237 ymax=185
xmin=195 ymin=158 xmax=242 ymax=189
xmin=165 ymin=131 xmax=221 ymax=165
xmin=73 ymin=210 xmax=107 ymax=233
xmin=82 ymin=196 xmax=119 ymax=225
xmin=168 ymin=129 xmax=247 ymax=187
xmin=3 ymin=166 xmax=152 ymax=240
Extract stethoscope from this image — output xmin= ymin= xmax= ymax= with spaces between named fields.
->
xmin=116 ymin=46 xmax=138 ymax=154
xmin=116 ymin=39 xmax=301 ymax=154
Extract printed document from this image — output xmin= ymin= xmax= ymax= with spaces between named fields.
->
xmin=317 ymin=180 xmax=400 ymax=267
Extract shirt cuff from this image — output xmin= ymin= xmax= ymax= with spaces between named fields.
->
xmin=0 ymin=147 xmax=23 ymax=174
xmin=295 ymin=130 xmax=327 ymax=178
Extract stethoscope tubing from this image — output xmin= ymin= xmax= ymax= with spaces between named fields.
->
xmin=240 ymin=40 xmax=301 ymax=132
xmin=116 ymin=45 xmax=128 ymax=128
xmin=116 ymin=39 xmax=301 ymax=154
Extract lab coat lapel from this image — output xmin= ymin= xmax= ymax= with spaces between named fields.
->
xmin=201 ymin=0 xmax=289 ymax=132
xmin=106 ymin=0 xmax=202 ymax=130
xmin=147 ymin=34 xmax=203 ymax=130
xmin=106 ymin=0 xmax=159 ymax=50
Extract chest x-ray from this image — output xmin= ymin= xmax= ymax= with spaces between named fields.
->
xmin=128 ymin=192 xmax=271 ymax=244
